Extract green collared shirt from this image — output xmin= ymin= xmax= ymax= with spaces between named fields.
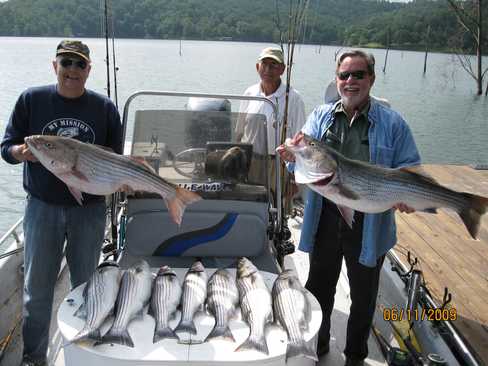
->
xmin=324 ymin=101 xmax=371 ymax=162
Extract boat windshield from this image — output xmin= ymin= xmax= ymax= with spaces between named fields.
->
xmin=126 ymin=94 xmax=274 ymax=202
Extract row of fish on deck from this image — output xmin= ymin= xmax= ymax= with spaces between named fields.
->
xmin=68 ymin=257 xmax=318 ymax=361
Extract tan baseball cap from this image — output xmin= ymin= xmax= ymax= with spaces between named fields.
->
xmin=56 ymin=40 xmax=90 ymax=62
xmin=258 ymin=47 xmax=284 ymax=64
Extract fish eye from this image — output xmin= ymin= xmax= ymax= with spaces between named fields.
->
xmin=309 ymin=141 xmax=316 ymax=146
xmin=44 ymin=142 xmax=53 ymax=148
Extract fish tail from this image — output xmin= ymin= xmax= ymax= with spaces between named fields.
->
xmin=166 ymin=187 xmax=202 ymax=225
xmin=175 ymin=319 xmax=197 ymax=335
xmin=205 ymin=325 xmax=235 ymax=342
xmin=153 ymin=325 xmax=179 ymax=343
xmin=235 ymin=334 xmax=269 ymax=355
xmin=459 ymin=193 xmax=488 ymax=239
xmin=68 ymin=326 xmax=102 ymax=345
xmin=95 ymin=328 xmax=134 ymax=348
xmin=286 ymin=341 xmax=318 ymax=361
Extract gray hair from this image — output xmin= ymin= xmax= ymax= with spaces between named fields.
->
xmin=336 ymin=50 xmax=375 ymax=76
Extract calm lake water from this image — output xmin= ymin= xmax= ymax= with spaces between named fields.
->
xmin=0 ymin=37 xmax=487 ymax=235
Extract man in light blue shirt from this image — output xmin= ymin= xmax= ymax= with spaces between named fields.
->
xmin=278 ymin=50 xmax=420 ymax=366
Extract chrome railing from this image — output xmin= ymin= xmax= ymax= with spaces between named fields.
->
xmin=0 ymin=218 xmax=24 ymax=260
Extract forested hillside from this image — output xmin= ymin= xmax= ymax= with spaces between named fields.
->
xmin=0 ymin=0 xmax=486 ymax=52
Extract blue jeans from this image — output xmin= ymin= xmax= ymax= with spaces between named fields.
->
xmin=22 ymin=196 xmax=106 ymax=360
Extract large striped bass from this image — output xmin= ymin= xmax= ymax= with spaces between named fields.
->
xmin=282 ymin=133 xmax=488 ymax=239
xmin=272 ymin=269 xmax=317 ymax=361
xmin=235 ymin=257 xmax=273 ymax=355
xmin=149 ymin=265 xmax=182 ymax=343
xmin=175 ymin=260 xmax=208 ymax=335
xmin=24 ymin=135 xmax=201 ymax=225
xmin=205 ymin=268 xmax=239 ymax=342
xmin=96 ymin=260 xmax=152 ymax=348
xmin=70 ymin=261 xmax=122 ymax=344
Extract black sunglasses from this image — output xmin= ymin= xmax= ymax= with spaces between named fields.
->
xmin=337 ymin=70 xmax=368 ymax=81
xmin=59 ymin=58 xmax=88 ymax=70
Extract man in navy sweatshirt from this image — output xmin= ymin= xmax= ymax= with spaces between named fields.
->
xmin=1 ymin=40 xmax=123 ymax=366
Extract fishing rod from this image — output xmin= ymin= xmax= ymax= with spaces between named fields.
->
xmin=110 ymin=1 xmax=119 ymax=109
xmin=100 ymin=0 xmax=121 ymax=258
xmin=103 ymin=0 xmax=111 ymax=99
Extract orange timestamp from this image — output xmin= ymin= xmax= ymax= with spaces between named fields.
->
xmin=383 ymin=306 xmax=457 ymax=322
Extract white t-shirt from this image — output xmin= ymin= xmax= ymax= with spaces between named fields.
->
xmin=236 ymin=81 xmax=306 ymax=155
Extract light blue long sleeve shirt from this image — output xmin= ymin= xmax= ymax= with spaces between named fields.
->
xmin=296 ymin=99 xmax=421 ymax=267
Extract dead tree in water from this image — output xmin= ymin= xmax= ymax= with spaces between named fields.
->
xmin=447 ymin=0 xmax=487 ymax=95
xmin=383 ymin=28 xmax=390 ymax=74
xmin=423 ymin=25 xmax=431 ymax=74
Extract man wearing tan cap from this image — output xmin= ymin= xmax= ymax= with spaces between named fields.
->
xmin=1 ymin=40 xmax=123 ymax=366
xmin=236 ymin=46 xmax=306 ymax=200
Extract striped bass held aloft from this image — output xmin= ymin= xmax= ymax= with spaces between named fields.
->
xmin=149 ymin=266 xmax=182 ymax=343
xmin=24 ymin=135 xmax=201 ymax=225
xmin=204 ymin=268 xmax=239 ymax=343
xmin=96 ymin=260 xmax=152 ymax=348
xmin=282 ymin=133 xmax=488 ymax=239
xmin=70 ymin=261 xmax=122 ymax=345
xmin=175 ymin=260 xmax=208 ymax=335
xmin=235 ymin=257 xmax=273 ymax=355
xmin=272 ymin=269 xmax=317 ymax=362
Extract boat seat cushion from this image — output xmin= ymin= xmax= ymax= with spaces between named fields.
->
xmin=124 ymin=198 xmax=268 ymax=258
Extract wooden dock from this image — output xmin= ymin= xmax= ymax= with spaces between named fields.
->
xmin=394 ymin=164 xmax=488 ymax=365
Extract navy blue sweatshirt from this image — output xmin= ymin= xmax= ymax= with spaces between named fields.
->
xmin=1 ymin=85 xmax=123 ymax=206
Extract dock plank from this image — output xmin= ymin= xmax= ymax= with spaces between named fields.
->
xmin=393 ymin=164 xmax=488 ymax=365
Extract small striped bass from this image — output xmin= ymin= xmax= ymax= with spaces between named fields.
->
xmin=283 ymin=133 xmax=488 ymax=239
xmin=149 ymin=265 xmax=182 ymax=343
xmin=205 ymin=268 xmax=239 ymax=342
xmin=70 ymin=261 xmax=122 ymax=344
xmin=272 ymin=269 xmax=317 ymax=361
xmin=175 ymin=260 xmax=208 ymax=335
xmin=25 ymin=135 xmax=201 ymax=225
xmin=235 ymin=257 xmax=273 ymax=355
xmin=96 ymin=260 xmax=152 ymax=348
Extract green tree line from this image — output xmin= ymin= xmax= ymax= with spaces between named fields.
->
xmin=0 ymin=0 xmax=486 ymax=52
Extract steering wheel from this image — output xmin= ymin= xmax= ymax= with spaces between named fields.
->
xmin=172 ymin=148 xmax=207 ymax=178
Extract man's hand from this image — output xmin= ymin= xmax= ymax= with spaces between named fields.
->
xmin=276 ymin=131 xmax=303 ymax=163
xmin=393 ymin=202 xmax=415 ymax=214
xmin=11 ymin=143 xmax=38 ymax=162
xmin=276 ymin=145 xmax=295 ymax=163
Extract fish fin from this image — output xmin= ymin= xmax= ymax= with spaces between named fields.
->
xmin=459 ymin=193 xmax=488 ymax=239
xmin=129 ymin=156 xmax=157 ymax=174
xmin=175 ymin=319 xmax=197 ymax=335
xmin=69 ymin=327 xmax=90 ymax=345
xmin=95 ymin=328 xmax=134 ymax=348
xmin=70 ymin=167 xmax=89 ymax=182
xmin=136 ymin=307 xmax=145 ymax=319
xmin=153 ymin=326 xmax=179 ymax=343
xmin=235 ymin=334 xmax=269 ymax=354
xmin=89 ymin=329 xmax=103 ymax=342
xmin=337 ymin=184 xmax=360 ymax=200
xmin=73 ymin=302 xmax=87 ymax=319
xmin=165 ymin=187 xmax=202 ymax=225
xmin=121 ymin=184 xmax=136 ymax=195
xmin=205 ymin=325 xmax=235 ymax=342
xmin=286 ymin=341 xmax=318 ymax=361
xmin=337 ymin=205 xmax=355 ymax=228
xmin=67 ymin=186 xmax=84 ymax=205
xmin=402 ymin=166 xmax=440 ymax=185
